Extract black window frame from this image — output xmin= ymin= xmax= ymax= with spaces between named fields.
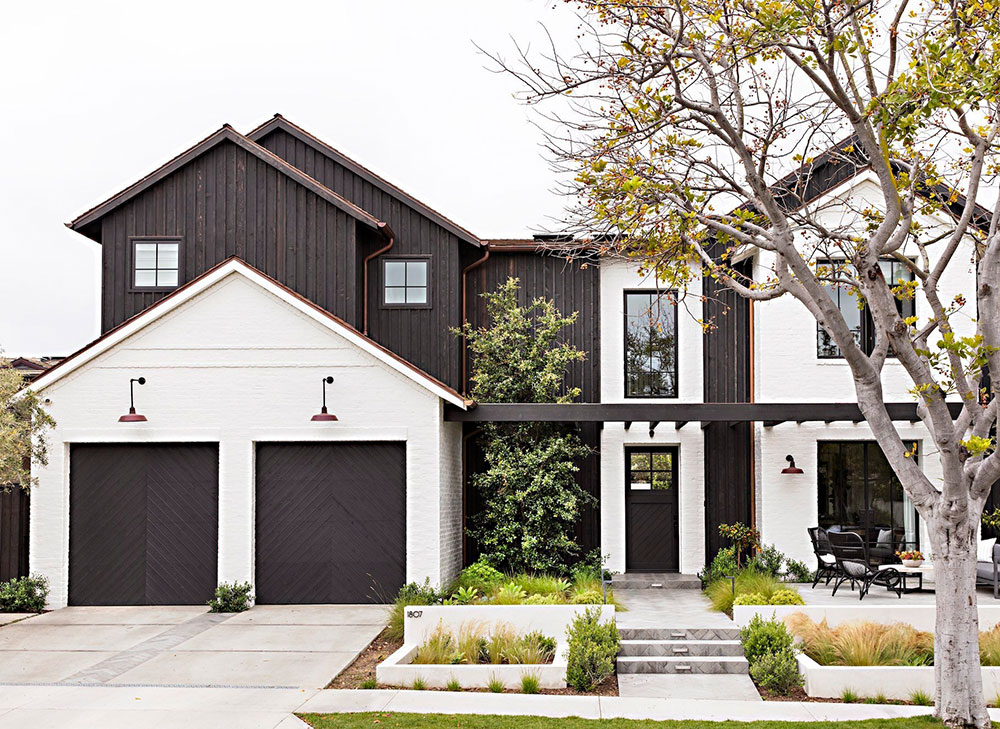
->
xmin=816 ymin=440 xmax=920 ymax=551
xmin=624 ymin=289 xmax=679 ymax=399
xmin=626 ymin=446 xmax=679 ymax=492
xmin=381 ymin=256 xmax=432 ymax=309
xmin=129 ymin=237 xmax=183 ymax=293
xmin=817 ymin=258 xmax=916 ymax=359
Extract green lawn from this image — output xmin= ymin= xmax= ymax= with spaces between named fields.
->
xmin=299 ymin=713 xmax=943 ymax=729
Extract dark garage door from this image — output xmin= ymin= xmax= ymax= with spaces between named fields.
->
xmin=69 ymin=443 xmax=219 ymax=606
xmin=255 ymin=442 xmax=405 ymax=604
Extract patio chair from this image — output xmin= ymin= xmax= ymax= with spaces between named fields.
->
xmin=807 ymin=527 xmax=840 ymax=589
xmin=827 ymin=530 xmax=903 ymax=600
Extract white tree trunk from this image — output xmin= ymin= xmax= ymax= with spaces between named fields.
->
xmin=928 ymin=516 xmax=991 ymax=728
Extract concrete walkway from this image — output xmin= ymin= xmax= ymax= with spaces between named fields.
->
xmin=614 ymin=588 xmax=762 ymax=701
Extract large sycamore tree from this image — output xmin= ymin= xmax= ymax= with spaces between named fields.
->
xmin=495 ymin=1 xmax=1000 ymax=725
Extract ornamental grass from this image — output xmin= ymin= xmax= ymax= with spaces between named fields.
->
xmin=411 ymin=623 xmax=556 ymax=665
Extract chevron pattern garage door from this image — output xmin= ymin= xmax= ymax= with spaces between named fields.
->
xmin=69 ymin=444 xmax=219 ymax=606
xmin=255 ymin=442 xmax=406 ymax=604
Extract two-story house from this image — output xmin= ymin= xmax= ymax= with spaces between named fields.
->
xmin=25 ymin=117 xmax=981 ymax=607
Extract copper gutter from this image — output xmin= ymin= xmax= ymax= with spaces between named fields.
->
xmin=460 ymin=244 xmax=491 ymax=393
xmin=362 ymin=222 xmax=395 ymax=336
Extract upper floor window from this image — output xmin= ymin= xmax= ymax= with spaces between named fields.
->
xmin=133 ymin=239 xmax=180 ymax=290
xmin=383 ymin=258 xmax=430 ymax=307
xmin=625 ymin=291 xmax=677 ymax=398
xmin=817 ymin=259 xmax=915 ymax=358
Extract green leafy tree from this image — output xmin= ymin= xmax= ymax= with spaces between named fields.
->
xmin=457 ymin=278 xmax=593 ymax=573
xmin=494 ymin=2 xmax=1000 ymax=724
xmin=1 ymin=356 xmax=55 ymax=491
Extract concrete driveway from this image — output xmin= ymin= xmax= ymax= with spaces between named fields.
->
xmin=0 ymin=604 xmax=387 ymax=689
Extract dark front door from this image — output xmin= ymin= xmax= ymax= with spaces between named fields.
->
xmin=69 ymin=443 xmax=219 ymax=606
xmin=625 ymin=447 xmax=679 ymax=572
xmin=255 ymin=442 xmax=406 ymax=604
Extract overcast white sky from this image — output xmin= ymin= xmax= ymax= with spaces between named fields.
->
xmin=0 ymin=1 xmax=579 ymax=356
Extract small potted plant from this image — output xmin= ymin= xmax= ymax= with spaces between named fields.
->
xmin=896 ymin=549 xmax=925 ymax=568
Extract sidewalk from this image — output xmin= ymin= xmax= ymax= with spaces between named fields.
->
xmin=1 ymin=684 xmax=999 ymax=726
xmin=299 ymin=688 xmax=1000 ymax=722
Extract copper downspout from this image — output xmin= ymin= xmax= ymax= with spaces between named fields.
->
xmin=460 ymin=244 xmax=491 ymax=394
xmin=362 ymin=222 xmax=395 ymax=336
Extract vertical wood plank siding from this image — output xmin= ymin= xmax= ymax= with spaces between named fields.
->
xmin=100 ymin=140 xmax=358 ymax=332
xmin=702 ymin=259 xmax=753 ymax=560
xmin=466 ymin=251 xmax=601 ymax=402
xmin=461 ymin=251 xmax=601 ymax=567
xmin=0 ymin=489 xmax=29 ymax=582
xmin=257 ymin=129 xmax=464 ymax=388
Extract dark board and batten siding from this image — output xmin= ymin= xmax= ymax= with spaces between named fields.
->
xmin=99 ymin=140 xmax=359 ymax=333
xmin=256 ymin=128 xmax=465 ymax=389
xmin=462 ymin=250 xmax=602 ymax=566
xmin=702 ymin=259 xmax=753 ymax=560
xmin=0 ymin=489 xmax=29 ymax=583
xmin=466 ymin=251 xmax=601 ymax=402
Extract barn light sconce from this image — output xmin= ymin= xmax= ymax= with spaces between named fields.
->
xmin=311 ymin=376 xmax=339 ymax=422
xmin=119 ymin=377 xmax=148 ymax=423
xmin=781 ymin=454 xmax=803 ymax=474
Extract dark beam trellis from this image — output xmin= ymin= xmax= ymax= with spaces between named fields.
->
xmin=444 ymin=402 xmax=965 ymax=423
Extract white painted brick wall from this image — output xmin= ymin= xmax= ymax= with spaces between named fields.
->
xmin=600 ymin=262 xmax=705 ymax=574
xmin=31 ymin=272 xmax=457 ymax=608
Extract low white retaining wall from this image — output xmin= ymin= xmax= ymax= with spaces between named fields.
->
xmin=733 ymin=605 xmax=1000 ymax=630
xmin=798 ymin=654 xmax=1000 ymax=700
xmin=377 ymin=604 xmax=616 ymax=690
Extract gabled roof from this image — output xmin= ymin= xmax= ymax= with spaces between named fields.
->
xmin=762 ymin=135 xmax=992 ymax=231
xmin=68 ymin=125 xmax=389 ymax=242
xmin=25 ymin=257 xmax=468 ymax=408
xmin=247 ymin=114 xmax=482 ymax=247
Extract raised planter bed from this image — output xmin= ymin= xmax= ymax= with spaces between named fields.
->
xmin=797 ymin=653 xmax=1000 ymax=700
xmin=376 ymin=604 xmax=615 ymax=690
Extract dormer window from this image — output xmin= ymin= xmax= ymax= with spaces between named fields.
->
xmin=132 ymin=238 xmax=181 ymax=290
xmin=383 ymin=257 xmax=430 ymax=307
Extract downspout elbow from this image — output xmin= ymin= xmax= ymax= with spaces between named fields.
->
xmin=362 ymin=222 xmax=395 ymax=336
xmin=460 ymin=244 xmax=491 ymax=394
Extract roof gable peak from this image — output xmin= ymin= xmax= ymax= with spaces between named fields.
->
xmin=247 ymin=114 xmax=482 ymax=247
xmin=68 ymin=125 xmax=387 ymax=241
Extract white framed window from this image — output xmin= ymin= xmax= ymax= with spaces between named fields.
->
xmin=132 ymin=239 xmax=181 ymax=290
xmin=382 ymin=257 xmax=430 ymax=307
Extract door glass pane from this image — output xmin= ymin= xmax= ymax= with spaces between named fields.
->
xmin=384 ymin=261 xmax=406 ymax=287
xmin=651 ymin=471 xmax=672 ymax=490
xmin=652 ymin=453 xmax=672 ymax=471
xmin=135 ymin=244 xmax=157 ymax=269
xmin=630 ymin=453 xmax=650 ymax=471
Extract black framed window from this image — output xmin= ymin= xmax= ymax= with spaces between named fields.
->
xmin=132 ymin=239 xmax=181 ymax=290
xmin=628 ymin=447 xmax=677 ymax=491
xmin=817 ymin=259 xmax=915 ymax=358
xmin=625 ymin=291 xmax=677 ymax=397
xmin=817 ymin=440 xmax=919 ymax=550
xmin=383 ymin=258 xmax=430 ymax=307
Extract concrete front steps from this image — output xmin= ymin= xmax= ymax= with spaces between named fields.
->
xmin=617 ymin=627 xmax=748 ymax=675
xmin=611 ymin=573 xmax=701 ymax=590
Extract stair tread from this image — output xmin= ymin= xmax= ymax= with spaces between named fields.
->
xmin=620 ymin=639 xmax=741 ymax=645
xmin=617 ymin=655 xmax=748 ymax=663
